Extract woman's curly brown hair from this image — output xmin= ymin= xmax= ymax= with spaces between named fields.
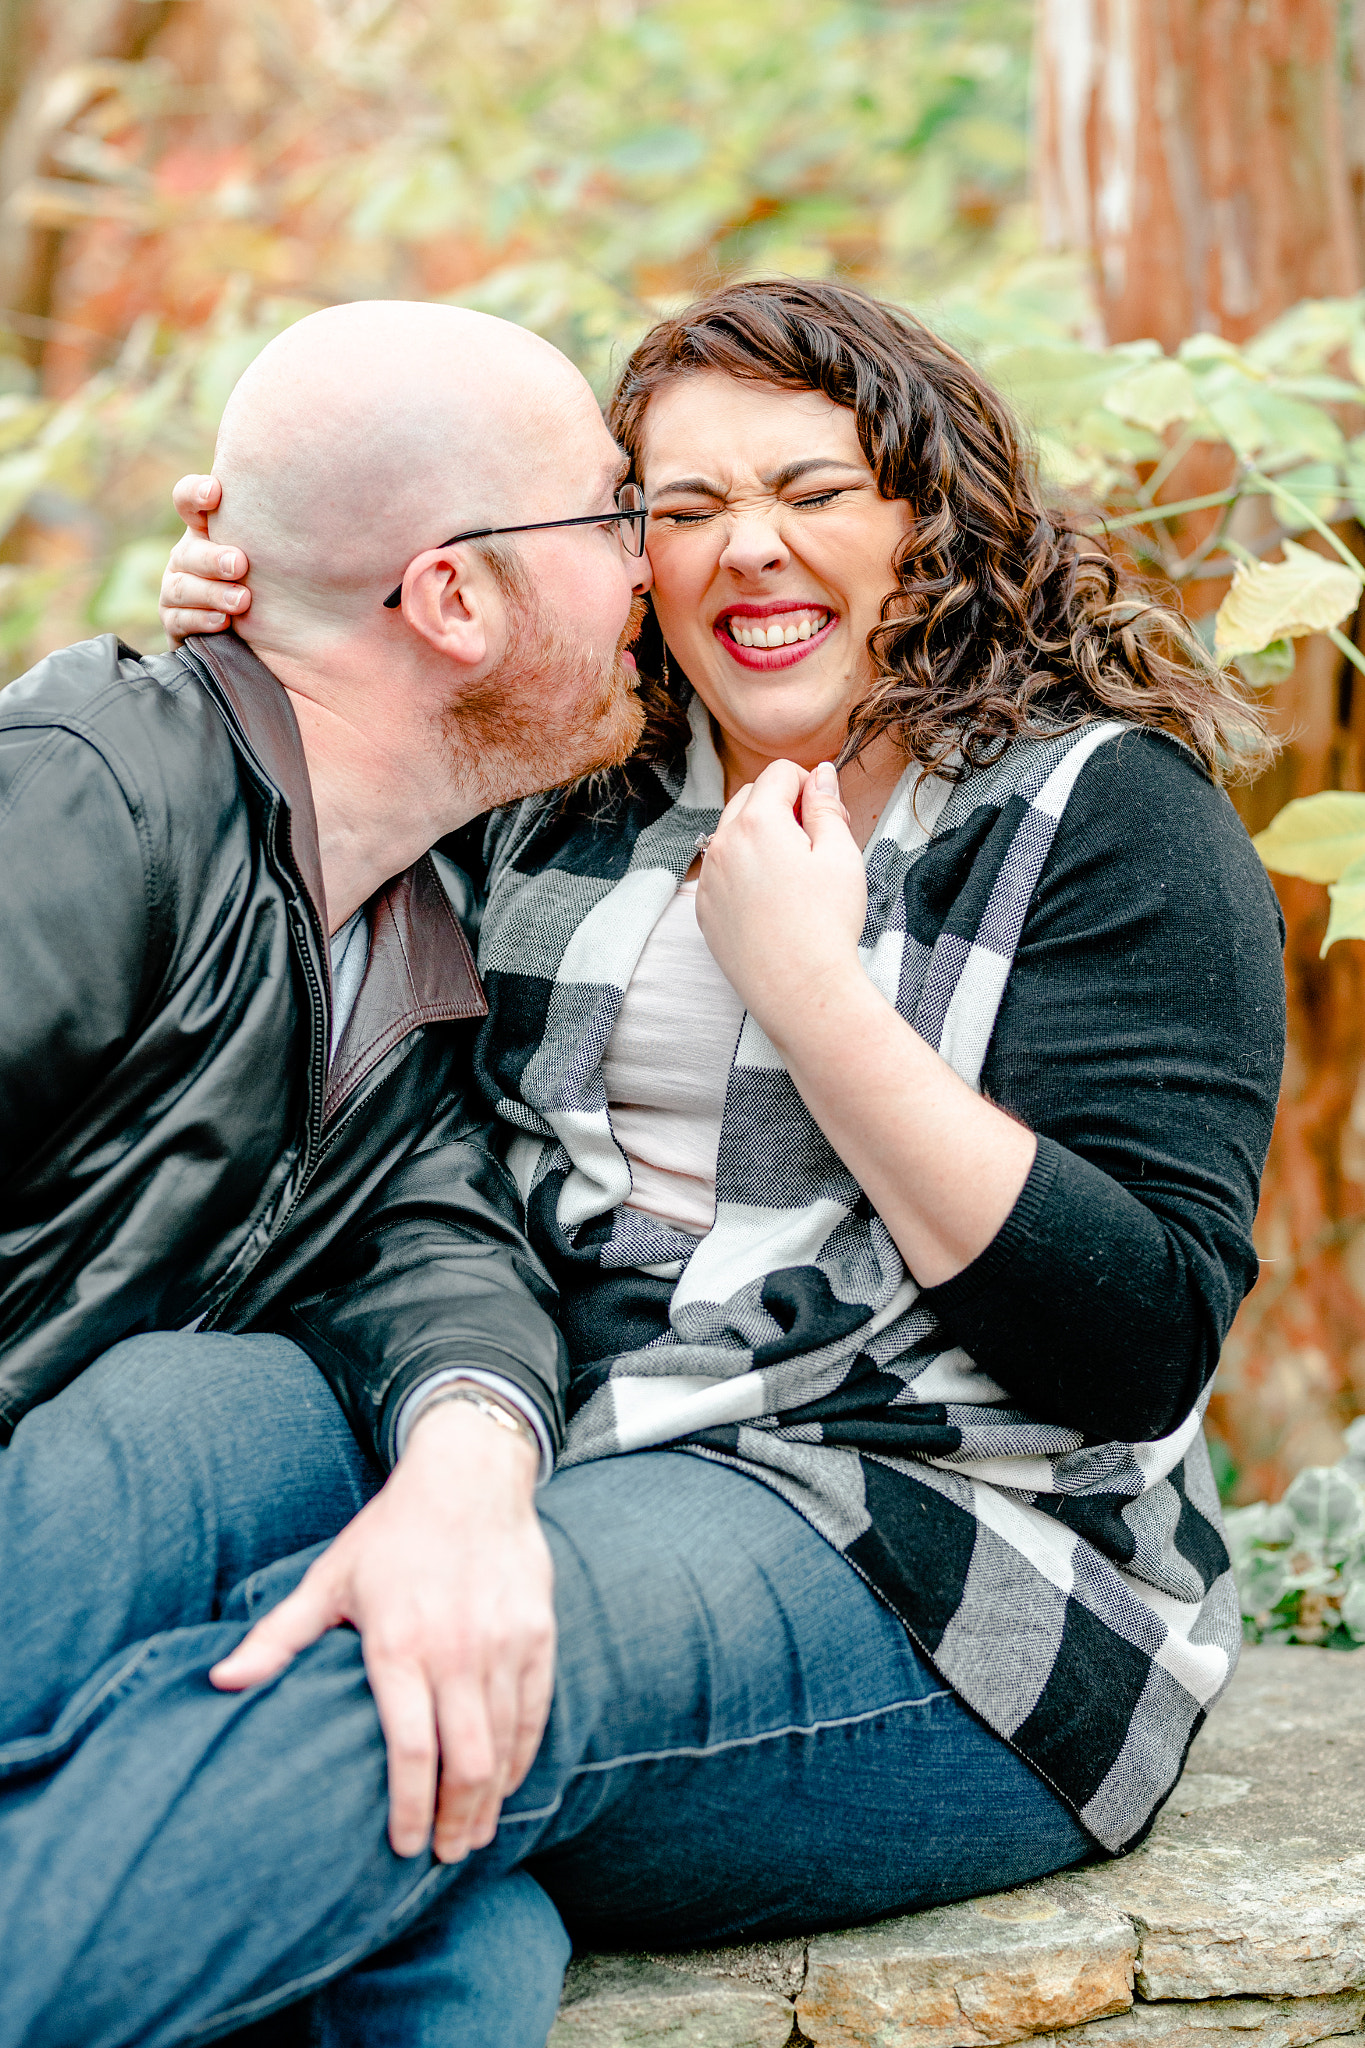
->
xmin=608 ymin=277 xmax=1270 ymax=783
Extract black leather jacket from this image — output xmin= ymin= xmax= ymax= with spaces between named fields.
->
xmin=0 ymin=630 xmax=565 ymax=1457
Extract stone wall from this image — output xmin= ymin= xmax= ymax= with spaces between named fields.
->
xmin=551 ymin=1645 xmax=1361 ymax=2048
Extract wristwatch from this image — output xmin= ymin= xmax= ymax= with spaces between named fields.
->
xmin=406 ymin=1380 xmax=540 ymax=1457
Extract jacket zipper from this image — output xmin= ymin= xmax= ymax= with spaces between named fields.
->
xmin=261 ymin=896 xmax=332 ymax=1221
xmin=194 ymin=899 xmax=331 ymax=1330
xmin=176 ymin=646 xmax=335 ymax=1324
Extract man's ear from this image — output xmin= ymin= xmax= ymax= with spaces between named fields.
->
xmin=396 ymin=546 xmax=500 ymax=669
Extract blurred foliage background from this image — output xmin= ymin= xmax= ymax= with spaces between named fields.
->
xmin=9 ymin=0 xmax=1365 ymax=1508
xmin=0 ymin=0 xmax=1043 ymax=660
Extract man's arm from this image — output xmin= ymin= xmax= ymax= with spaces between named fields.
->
xmin=0 ymin=716 xmax=151 ymax=1170
xmin=272 ymin=1093 xmax=567 ymax=1468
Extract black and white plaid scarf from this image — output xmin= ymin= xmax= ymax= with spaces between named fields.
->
xmin=474 ymin=697 xmax=1239 ymax=1853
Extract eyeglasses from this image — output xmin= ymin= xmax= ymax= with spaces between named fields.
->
xmin=382 ymin=482 xmax=647 ymax=608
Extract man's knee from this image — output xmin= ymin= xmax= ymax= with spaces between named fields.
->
xmin=22 ymin=1332 xmax=326 ymax=1446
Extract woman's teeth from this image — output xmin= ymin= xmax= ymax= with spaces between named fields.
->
xmin=727 ymin=611 xmax=831 ymax=649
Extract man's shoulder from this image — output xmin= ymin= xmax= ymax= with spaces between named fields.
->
xmin=3 ymin=632 xmax=208 ymax=734
xmin=0 ymin=632 xmax=239 ymax=808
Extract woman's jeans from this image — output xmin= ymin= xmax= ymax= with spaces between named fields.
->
xmin=0 ymin=1334 xmax=1094 ymax=2048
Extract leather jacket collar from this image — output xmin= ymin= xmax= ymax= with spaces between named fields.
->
xmin=184 ymin=632 xmax=487 ymax=1125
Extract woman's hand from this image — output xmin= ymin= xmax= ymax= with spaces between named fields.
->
xmin=695 ymin=759 xmax=866 ymax=1036
xmin=158 ymin=474 xmax=252 ymax=645
xmin=698 ymin=756 xmax=1036 ymax=1288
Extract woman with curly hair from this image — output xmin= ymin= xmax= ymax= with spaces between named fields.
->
xmin=471 ymin=272 xmax=1282 ymax=1849
xmin=144 ymin=277 xmax=1282 ymax=2040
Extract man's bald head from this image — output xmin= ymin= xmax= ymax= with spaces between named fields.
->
xmin=210 ymin=301 xmax=615 ymax=637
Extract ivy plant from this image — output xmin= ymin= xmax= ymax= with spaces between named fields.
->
xmin=1227 ymin=1421 xmax=1365 ymax=1647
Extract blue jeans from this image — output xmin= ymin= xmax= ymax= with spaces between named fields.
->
xmin=0 ymin=1334 xmax=1093 ymax=2048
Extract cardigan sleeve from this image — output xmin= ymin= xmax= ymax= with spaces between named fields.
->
xmin=917 ymin=729 xmax=1286 ymax=1445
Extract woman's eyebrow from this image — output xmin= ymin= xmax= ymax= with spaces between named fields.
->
xmin=651 ymin=458 xmax=866 ymax=499
xmin=761 ymin=458 xmax=866 ymax=490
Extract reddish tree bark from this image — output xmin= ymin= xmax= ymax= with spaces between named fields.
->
xmin=1035 ymin=0 xmax=1365 ymax=1497
xmin=1036 ymin=0 xmax=1359 ymax=351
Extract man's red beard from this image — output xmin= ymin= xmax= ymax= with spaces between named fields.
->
xmin=449 ymin=593 xmax=647 ymax=813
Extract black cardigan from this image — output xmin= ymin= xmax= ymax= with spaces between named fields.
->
xmin=925 ymin=728 xmax=1285 ymax=1443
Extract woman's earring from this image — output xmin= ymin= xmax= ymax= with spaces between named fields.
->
xmin=661 ymin=647 xmax=671 ymax=689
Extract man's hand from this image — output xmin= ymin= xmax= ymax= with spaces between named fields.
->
xmin=210 ymin=1400 xmax=554 ymax=1863
xmin=159 ymin=474 xmax=252 ymax=645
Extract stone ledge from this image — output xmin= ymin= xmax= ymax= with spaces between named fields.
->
xmin=551 ymin=1954 xmax=794 ymax=2046
xmin=796 ymin=1884 xmax=1136 ymax=2048
xmin=1050 ymin=1997 xmax=1365 ymax=2048
xmin=550 ymin=1645 xmax=1360 ymax=2048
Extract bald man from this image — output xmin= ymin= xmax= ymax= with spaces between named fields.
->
xmin=0 ymin=302 xmax=652 ymax=2047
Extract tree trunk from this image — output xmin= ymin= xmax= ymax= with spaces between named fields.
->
xmin=1035 ymin=0 xmax=1365 ymax=1498
xmin=1345 ymin=0 xmax=1365 ymax=263
xmin=1036 ymin=0 xmax=1359 ymax=351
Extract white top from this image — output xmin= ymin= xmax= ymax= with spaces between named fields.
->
xmin=600 ymin=877 xmax=747 ymax=1235
xmin=329 ymin=908 xmax=369 ymax=1061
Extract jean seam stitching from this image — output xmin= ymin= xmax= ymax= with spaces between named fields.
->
xmin=0 ymin=1639 xmax=166 ymax=1775
xmin=498 ymin=1684 xmax=955 ymax=1827
xmin=169 ymin=1687 xmax=959 ymax=2030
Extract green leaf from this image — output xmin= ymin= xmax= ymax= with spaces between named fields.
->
xmin=0 ymin=353 xmax=35 ymax=397
xmin=1215 ymin=538 xmax=1362 ymax=661
xmin=1341 ymin=436 xmax=1365 ymax=525
xmin=0 ymin=393 xmax=48 ymax=458
xmin=1325 ymin=854 xmax=1365 ymax=955
xmin=1253 ymin=390 xmax=1347 ymax=463
xmin=1284 ymin=1464 xmax=1365 ymax=1559
xmin=1343 ymin=1414 xmax=1365 ymax=1469
xmin=1102 ymin=358 xmax=1198 ymax=433
xmin=1238 ymin=1548 xmax=1289 ymax=1617
xmin=1267 ymin=463 xmax=1343 ymax=532
xmin=1204 ymin=384 xmax=1345 ymax=465
xmin=1031 ymin=429 xmax=1118 ymax=498
xmin=986 ymin=343 xmax=1125 ymax=432
xmin=1346 ymin=460 xmax=1365 ymax=526
xmin=1340 ymin=1574 xmax=1365 ymax=1640
xmin=1253 ymin=791 xmax=1365 ymax=883
xmin=1243 ymin=297 xmax=1361 ymax=376
xmin=1177 ymin=332 xmax=1248 ymax=371
xmin=1236 ymin=637 xmax=1296 ymax=688
xmin=350 ymin=154 xmax=470 ymax=243
xmin=1224 ymin=1500 xmax=1291 ymax=1569
xmin=1273 ymin=374 xmax=1365 ymax=403
xmin=1073 ymin=407 xmax=1163 ymax=463
xmin=1206 ymin=1433 xmax=1239 ymax=1503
